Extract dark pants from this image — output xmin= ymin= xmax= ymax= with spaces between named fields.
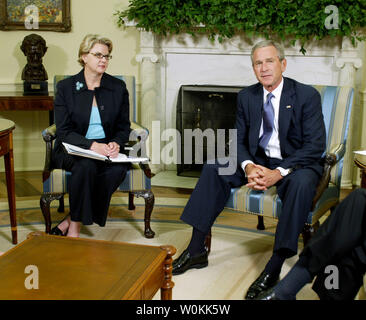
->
xmin=180 ymin=157 xmax=320 ymax=256
xmin=300 ymin=188 xmax=366 ymax=300
xmin=53 ymin=146 xmax=129 ymax=226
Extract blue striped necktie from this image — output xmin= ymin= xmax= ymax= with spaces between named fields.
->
xmin=259 ymin=92 xmax=275 ymax=150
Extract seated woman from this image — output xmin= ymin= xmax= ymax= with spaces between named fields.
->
xmin=50 ymin=34 xmax=131 ymax=237
xmin=254 ymin=188 xmax=366 ymax=300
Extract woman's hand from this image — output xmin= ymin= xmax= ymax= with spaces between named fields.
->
xmin=90 ymin=142 xmax=110 ymax=156
xmin=107 ymin=142 xmax=120 ymax=158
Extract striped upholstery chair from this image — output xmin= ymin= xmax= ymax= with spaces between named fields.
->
xmin=204 ymin=85 xmax=354 ymax=252
xmin=40 ymin=75 xmax=155 ymax=238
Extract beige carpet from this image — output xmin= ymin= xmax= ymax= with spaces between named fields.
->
xmin=0 ymin=215 xmax=319 ymax=300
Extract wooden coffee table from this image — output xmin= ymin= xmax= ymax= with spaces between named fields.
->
xmin=0 ymin=232 xmax=176 ymax=300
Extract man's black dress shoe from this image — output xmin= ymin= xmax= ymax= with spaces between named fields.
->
xmin=245 ymin=271 xmax=279 ymax=300
xmin=254 ymin=287 xmax=282 ymax=300
xmin=172 ymin=249 xmax=208 ymax=275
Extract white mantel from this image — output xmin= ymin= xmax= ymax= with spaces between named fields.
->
xmin=135 ymin=30 xmax=364 ymax=187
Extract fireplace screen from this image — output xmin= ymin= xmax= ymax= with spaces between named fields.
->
xmin=176 ymin=85 xmax=243 ymax=177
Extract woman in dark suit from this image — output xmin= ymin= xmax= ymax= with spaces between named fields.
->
xmin=51 ymin=34 xmax=131 ymax=237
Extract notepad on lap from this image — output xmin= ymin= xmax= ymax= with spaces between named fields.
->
xmin=62 ymin=142 xmax=148 ymax=163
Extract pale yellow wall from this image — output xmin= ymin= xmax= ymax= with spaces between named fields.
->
xmin=0 ymin=0 xmax=140 ymax=171
xmin=0 ymin=0 xmax=139 ymax=87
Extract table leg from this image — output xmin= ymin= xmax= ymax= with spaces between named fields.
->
xmin=160 ymin=245 xmax=176 ymax=300
xmin=4 ymin=132 xmax=17 ymax=244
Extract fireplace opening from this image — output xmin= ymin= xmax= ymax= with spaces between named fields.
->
xmin=176 ymin=85 xmax=244 ymax=177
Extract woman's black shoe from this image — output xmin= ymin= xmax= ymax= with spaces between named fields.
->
xmin=50 ymin=215 xmax=70 ymax=236
xmin=50 ymin=226 xmax=65 ymax=236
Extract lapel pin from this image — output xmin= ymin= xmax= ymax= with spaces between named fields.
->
xmin=286 ymin=105 xmax=292 ymax=109
xmin=76 ymin=81 xmax=84 ymax=91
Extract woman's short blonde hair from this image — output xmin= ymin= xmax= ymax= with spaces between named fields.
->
xmin=78 ymin=34 xmax=113 ymax=67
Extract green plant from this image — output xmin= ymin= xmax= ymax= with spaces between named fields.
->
xmin=115 ymin=0 xmax=366 ymax=54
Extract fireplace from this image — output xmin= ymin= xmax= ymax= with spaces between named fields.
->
xmin=134 ymin=30 xmax=363 ymax=186
xmin=176 ymin=85 xmax=243 ymax=177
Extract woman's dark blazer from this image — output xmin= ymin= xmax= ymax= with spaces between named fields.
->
xmin=52 ymin=69 xmax=131 ymax=167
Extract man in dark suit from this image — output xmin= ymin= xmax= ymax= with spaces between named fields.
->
xmin=172 ymin=40 xmax=326 ymax=300
xmin=256 ymin=188 xmax=366 ymax=300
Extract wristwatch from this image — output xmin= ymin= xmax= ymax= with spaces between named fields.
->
xmin=276 ymin=167 xmax=292 ymax=177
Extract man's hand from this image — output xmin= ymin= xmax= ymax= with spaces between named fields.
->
xmin=245 ymin=164 xmax=282 ymax=190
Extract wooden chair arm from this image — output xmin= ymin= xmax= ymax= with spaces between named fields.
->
xmin=139 ymin=162 xmax=155 ymax=179
xmin=42 ymin=124 xmax=57 ymax=182
xmin=311 ymin=152 xmax=337 ymax=210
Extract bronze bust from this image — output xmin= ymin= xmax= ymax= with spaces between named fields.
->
xmin=21 ymin=34 xmax=48 ymax=81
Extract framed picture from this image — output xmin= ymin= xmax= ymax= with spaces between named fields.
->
xmin=0 ymin=0 xmax=71 ymax=32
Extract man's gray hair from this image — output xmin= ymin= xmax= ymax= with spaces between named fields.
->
xmin=251 ymin=40 xmax=285 ymax=64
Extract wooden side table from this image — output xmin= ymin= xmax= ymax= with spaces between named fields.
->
xmin=0 ymin=119 xmax=17 ymax=244
xmin=355 ymin=159 xmax=366 ymax=188
xmin=0 ymin=92 xmax=54 ymax=125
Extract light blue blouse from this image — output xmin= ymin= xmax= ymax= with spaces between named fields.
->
xmin=85 ymin=106 xmax=106 ymax=139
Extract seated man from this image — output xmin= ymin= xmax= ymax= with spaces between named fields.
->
xmin=172 ymin=39 xmax=326 ymax=300
xmin=255 ymin=188 xmax=366 ymax=300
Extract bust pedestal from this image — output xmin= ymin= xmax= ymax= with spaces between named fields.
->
xmin=23 ymin=80 xmax=48 ymax=96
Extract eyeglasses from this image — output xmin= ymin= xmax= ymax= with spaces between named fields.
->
xmin=88 ymin=52 xmax=112 ymax=60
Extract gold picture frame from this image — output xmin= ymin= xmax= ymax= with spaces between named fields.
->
xmin=0 ymin=0 xmax=71 ymax=32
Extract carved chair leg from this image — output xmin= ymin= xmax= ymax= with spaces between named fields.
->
xmin=204 ymin=229 xmax=212 ymax=255
xmin=128 ymin=192 xmax=135 ymax=210
xmin=133 ymin=190 xmax=155 ymax=238
xmin=40 ymin=193 xmax=64 ymax=234
xmin=257 ymin=215 xmax=265 ymax=230
xmin=58 ymin=195 xmax=65 ymax=213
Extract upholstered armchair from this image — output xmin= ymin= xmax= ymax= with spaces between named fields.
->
xmin=40 ymin=75 xmax=155 ymax=238
xmin=205 ymin=85 xmax=354 ymax=252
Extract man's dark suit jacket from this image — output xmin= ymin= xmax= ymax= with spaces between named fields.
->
xmin=236 ymin=77 xmax=326 ymax=176
xmin=52 ymin=69 xmax=131 ymax=166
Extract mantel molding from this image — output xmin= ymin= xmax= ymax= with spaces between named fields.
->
xmin=133 ymin=29 xmax=354 ymax=58
xmin=335 ymin=57 xmax=363 ymax=69
xmin=136 ymin=53 xmax=159 ymax=64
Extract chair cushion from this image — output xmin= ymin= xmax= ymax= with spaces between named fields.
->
xmin=225 ymin=182 xmax=339 ymax=224
xmin=43 ymin=167 xmax=151 ymax=193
